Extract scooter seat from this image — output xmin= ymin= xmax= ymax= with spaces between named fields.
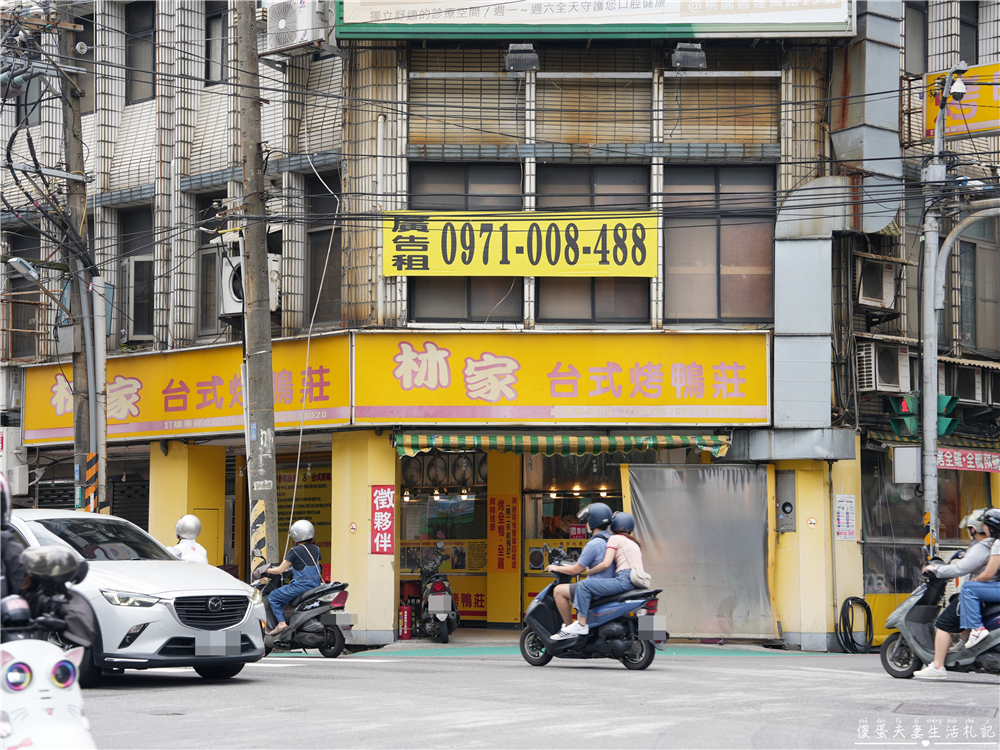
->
xmin=288 ymin=581 xmax=347 ymax=608
xmin=591 ymin=588 xmax=663 ymax=608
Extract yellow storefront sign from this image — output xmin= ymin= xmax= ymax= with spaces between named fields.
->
xmin=23 ymin=334 xmax=350 ymax=445
xmin=354 ymin=331 xmax=769 ymax=426
xmin=382 ymin=211 xmax=658 ymax=277
xmin=924 ymin=62 xmax=1000 ymax=141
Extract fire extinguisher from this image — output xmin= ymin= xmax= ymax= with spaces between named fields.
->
xmin=399 ymin=603 xmax=412 ymax=640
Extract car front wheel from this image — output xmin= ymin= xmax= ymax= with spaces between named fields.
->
xmin=194 ymin=664 xmax=245 ymax=680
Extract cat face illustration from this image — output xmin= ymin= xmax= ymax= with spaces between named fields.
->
xmin=1 ymin=640 xmax=95 ymax=750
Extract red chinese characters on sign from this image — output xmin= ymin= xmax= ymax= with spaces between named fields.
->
xmin=370 ymin=485 xmax=395 ymax=555
xmin=938 ymin=448 xmax=1000 ymax=473
xmin=569 ymin=524 xmax=588 ymax=539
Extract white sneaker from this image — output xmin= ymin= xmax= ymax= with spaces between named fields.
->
xmin=964 ymin=627 xmax=991 ymax=650
xmin=551 ymin=622 xmax=589 ymax=640
xmin=913 ymin=664 xmax=948 ymax=680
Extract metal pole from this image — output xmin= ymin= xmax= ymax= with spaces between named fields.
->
xmin=920 ymin=62 xmax=965 ymax=560
xmin=235 ymin=1 xmax=279 ymax=569
xmin=59 ymin=11 xmax=95 ymax=508
xmin=92 ymin=276 xmax=107 ymax=514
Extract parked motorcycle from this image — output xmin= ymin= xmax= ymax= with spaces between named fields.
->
xmin=521 ymin=544 xmax=667 ymax=670
xmin=411 ymin=540 xmax=459 ymax=643
xmin=251 ymin=562 xmax=353 ymax=658
xmin=1 ymin=546 xmax=96 ymax=750
xmin=880 ymin=561 xmax=1000 ymax=678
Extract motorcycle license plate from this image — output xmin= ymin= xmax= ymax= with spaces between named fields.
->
xmin=428 ymin=593 xmax=452 ymax=615
xmin=321 ymin=611 xmax=355 ymax=630
xmin=195 ymin=630 xmax=241 ymax=656
xmin=637 ymin=614 xmax=668 ymax=642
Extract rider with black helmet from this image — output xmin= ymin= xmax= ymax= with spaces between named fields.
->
xmin=545 ymin=502 xmax=614 ymax=628
xmin=551 ymin=510 xmax=645 ymax=640
xmin=960 ymin=508 xmax=1000 ymax=650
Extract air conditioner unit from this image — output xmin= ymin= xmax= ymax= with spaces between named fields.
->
xmin=220 ymin=246 xmax=281 ymax=317
xmin=855 ymin=258 xmax=896 ymax=310
xmin=449 ymin=453 xmax=475 ymax=487
xmin=265 ymin=0 xmax=329 ymax=56
xmin=857 ymin=342 xmax=910 ymax=393
xmin=951 ymin=365 xmax=984 ymax=404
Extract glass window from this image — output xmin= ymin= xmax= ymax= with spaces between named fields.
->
xmin=77 ymin=15 xmax=95 ymax=114
xmin=536 ymin=165 xmax=650 ymax=324
xmin=409 ymin=163 xmax=523 ymax=322
xmin=198 ymin=250 xmax=218 ymax=334
xmin=125 ymin=1 xmax=156 ymax=103
xmin=8 ymin=229 xmax=41 ymax=359
xmin=959 ymin=242 xmax=976 ymax=347
xmin=25 ymin=517 xmax=174 ymax=561
xmin=960 ymin=1 xmax=978 ymax=65
xmin=663 ymin=166 xmax=774 ymax=323
xmin=205 ymin=1 xmax=228 ymax=84
xmin=904 ymin=2 xmax=927 ymax=75
xmin=119 ymin=208 xmax=155 ymax=341
xmin=306 ymin=173 xmax=341 ymax=327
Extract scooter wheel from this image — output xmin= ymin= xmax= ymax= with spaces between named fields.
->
xmin=319 ymin=626 xmax=346 ymax=658
xmin=520 ymin=627 xmax=552 ymax=666
xmin=439 ymin=625 xmax=449 ymax=644
xmin=622 ymin=640 xmax=655 ymax=670
xmin=880 ymin=632 xmax=922 ymax=678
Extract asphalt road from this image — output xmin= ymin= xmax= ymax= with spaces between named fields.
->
xmin=84 ymin=641 xmax=1000 ymax=750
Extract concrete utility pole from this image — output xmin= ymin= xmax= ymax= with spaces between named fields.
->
xmin=920 ymin=61 xmax=967 ymax=560
xmin=235 ymin=1 xmax=279 ymax=569
xmin=58 ymin=9 xmax=97 ymax=508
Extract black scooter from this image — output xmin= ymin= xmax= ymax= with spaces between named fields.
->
xmin=881 ymin=560 xmax=1000 ymax=678
xmin=521 ymin=544 xmax=667 ymax=670
xmin=411 ymin=540 xmax=460 ymax=643
xmin=252 ymin=561 xmax=353 ymax=657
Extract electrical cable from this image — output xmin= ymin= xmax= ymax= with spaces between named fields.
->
xmin=836 ymin=596 xmax=874 ymax=654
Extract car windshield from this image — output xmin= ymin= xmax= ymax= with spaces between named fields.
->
xmin=25 ymin=518 xmax=175 ymax=561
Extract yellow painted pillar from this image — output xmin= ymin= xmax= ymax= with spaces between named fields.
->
xmin=329 ymin=431 xmax=398 ymax=645
xmin=830 ymin=435 xmax=865 ymax=639
xmin=991 ymin=473 xmax=1000 ymax=508
xmin=487 ymin=451 xmax=522 ymax=627
xmin=148 ymin=442 xmax=227 ymax=565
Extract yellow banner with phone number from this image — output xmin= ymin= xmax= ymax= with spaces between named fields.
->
xmin=382 ymin=211 xmax=658 ymax=277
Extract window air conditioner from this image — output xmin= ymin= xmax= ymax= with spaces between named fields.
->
xmin=855 ymin=258 xmax=896 ymax=310
xmin=987 ymin=371 xmax=1000 ymax=407
xmin=952 ymin=365 xmax=984 ymax=404
xmin=265 ymin=0 xmax=329 ymax=55
xmin=219 ymin=241 xmax=281 ymax=317
xmin=857 ymin=342 xmax=910 ymax=393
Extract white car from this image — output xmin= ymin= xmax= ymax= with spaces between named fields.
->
xmin=9 ymin=509 xmax=266 ymax=685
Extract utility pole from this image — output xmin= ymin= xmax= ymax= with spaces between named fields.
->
xmin=235 ymin=1 xmax=279 ymax=570
xmin=920 ymin=61 xmax=967 ymax=561
xmin=58 ymin=7 xmax=97 ymax=509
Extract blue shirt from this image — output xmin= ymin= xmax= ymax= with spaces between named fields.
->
xmin=577 ymin=531 xmax=614 ymax=579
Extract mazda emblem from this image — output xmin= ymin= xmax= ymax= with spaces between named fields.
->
xmin=206 ymin=597 xmax=223 ymax=613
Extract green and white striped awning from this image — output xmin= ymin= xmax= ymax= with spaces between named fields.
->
xmin=867 ymin=429 xmax=1000 ymax=452
xmin=394 ymin=434 xmax=731 ymax=458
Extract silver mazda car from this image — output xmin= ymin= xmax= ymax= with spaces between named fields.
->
xmin=9 ymin=509 xmax=266 ymax=686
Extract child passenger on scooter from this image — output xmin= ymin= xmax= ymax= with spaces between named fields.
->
xmin=551 ymin=512 xmax=644 ymax=640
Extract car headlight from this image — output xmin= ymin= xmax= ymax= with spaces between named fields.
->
xmin=250 ymin=589 xmax=263 ymax=605
xmin=101 ymin=590 xmax=160 ymax=607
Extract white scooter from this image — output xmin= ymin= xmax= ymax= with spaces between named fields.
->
xmin=1 ymin=547 xmax=96 ymax=750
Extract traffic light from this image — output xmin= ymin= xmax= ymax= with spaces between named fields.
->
xmin=937 ymin=393 xmax=959 ymax=436
xmin=887 ymin=393 xmax=919 ymax=437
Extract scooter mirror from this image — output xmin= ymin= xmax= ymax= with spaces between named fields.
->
xmin=436 ymin=540 xmax=445 ymax=550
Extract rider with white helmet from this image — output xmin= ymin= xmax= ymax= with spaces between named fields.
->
xmin=264 ymin=520 xmax=323 ymax=635
xmin=166 ymin=514 xmax=210 ymax=564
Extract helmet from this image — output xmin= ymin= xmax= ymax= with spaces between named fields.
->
xmin=175 ymin=514 xmax=202 ymax=540
xmin=289 ymin=519 xmax=316 ymax=543
xmin=1 ymin=471 xmax=10 ymax=531
xmin=611 ymin=511 xmax=635 ymax=535
xmin=960 ymin=508 xmax=987 ymax=534
xmin=581 ymin=502 xmax=612 ymax=531
xmin=983 ymin=508 xmax=1000 ymax=539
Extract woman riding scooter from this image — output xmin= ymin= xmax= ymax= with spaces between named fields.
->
xmin=960 ymin=508 xmax=1000 ymax=650
xmin=264 ymin=519 xmax=323 ymax=635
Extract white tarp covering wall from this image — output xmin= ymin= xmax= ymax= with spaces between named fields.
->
xmin=628 ymin=465 xmax=776 ymax=639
